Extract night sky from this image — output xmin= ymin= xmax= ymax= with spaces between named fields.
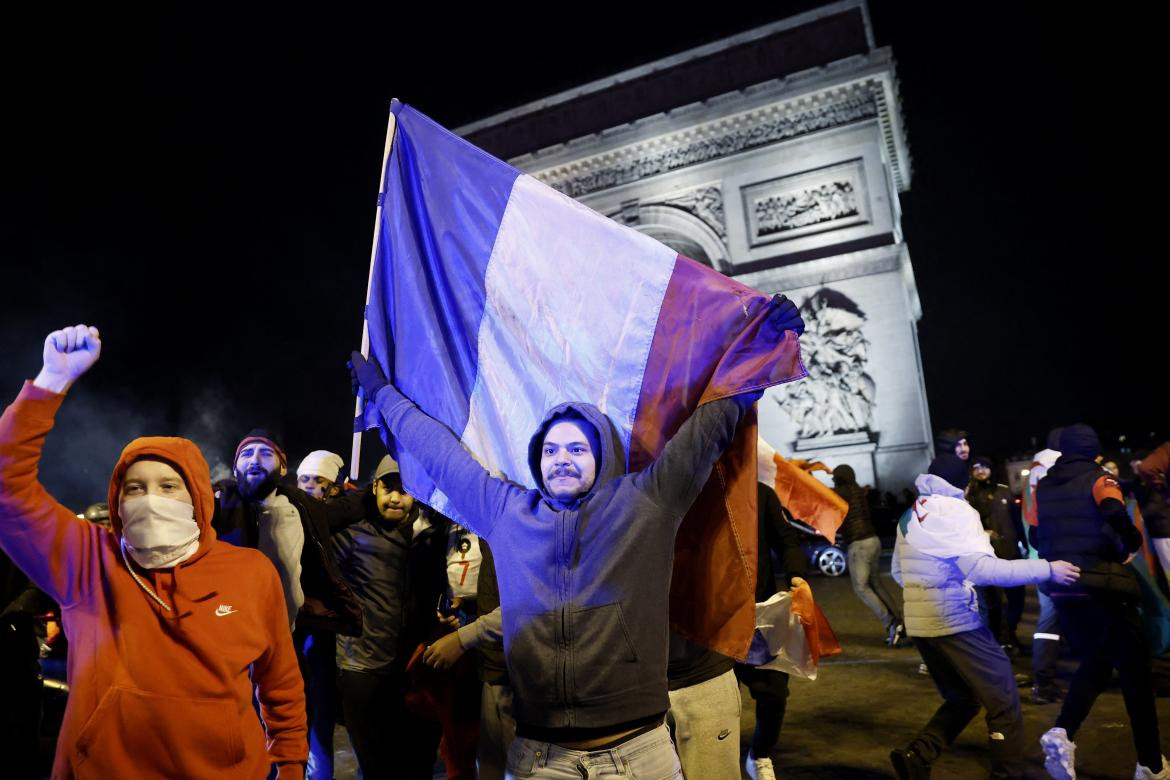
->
xmin=1 ymin=4 xmax=1159 ymax=509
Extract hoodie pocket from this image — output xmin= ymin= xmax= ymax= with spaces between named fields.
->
xmin=570 ymin=603 xmax=640 ymax=702
xmin=509 ymin=611 xmax=563 ymax=705
xmin=75 ymin=686 xmax=246 ymax=778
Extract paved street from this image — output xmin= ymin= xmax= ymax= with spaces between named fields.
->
xmin=333 ymin=551 xmax=1168 ymax=779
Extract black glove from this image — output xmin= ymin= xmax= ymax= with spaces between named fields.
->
xmin=772 ymin=294 xmax=805 ymax=336
xmin=348 ymin=351 xmax=388 ymax=400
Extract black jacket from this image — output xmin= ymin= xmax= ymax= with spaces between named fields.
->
xmin=333 ymin=497 xmax=449 ymax=674
xmin=833 ymin=465 xmax=876 ymax=546
xmin=1037 ymin=455 xmax=1141 ymax=599
xmin=212 ymin=479 xmax=364 ymax=636
xmin=968 ymin=479 xmax=1023 ymax=560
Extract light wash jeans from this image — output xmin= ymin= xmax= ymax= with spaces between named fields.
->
xmin=505 ymin=723 xmax=683 ymax=779
xmin=848 ymin=535 xmax=896 ymax=631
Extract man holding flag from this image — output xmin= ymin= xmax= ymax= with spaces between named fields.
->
xmin=349 ymin=100 xmax=807 ymax=778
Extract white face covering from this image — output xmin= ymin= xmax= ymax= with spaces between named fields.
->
xmin=119 ymin=494 xmax=201 ymax=569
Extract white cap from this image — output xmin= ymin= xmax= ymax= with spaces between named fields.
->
xmin=296 ymin=450 xmax=344 ymax=483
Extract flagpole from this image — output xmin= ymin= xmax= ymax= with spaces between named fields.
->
xmin=351 ymin=106 xmax=398 ymax=481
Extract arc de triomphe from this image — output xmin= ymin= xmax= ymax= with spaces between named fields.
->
xmin=458 ymin=1 xmax=932 ymax=491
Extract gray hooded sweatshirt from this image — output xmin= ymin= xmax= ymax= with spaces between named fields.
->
xmin=370 ymin=384 xmax=750 ymax=735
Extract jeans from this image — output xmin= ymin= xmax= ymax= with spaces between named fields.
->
xmin=848 ymin=536 xmax=897 ymax=630
xmin=666 ymin=669 xmax=741 ymax=780
xmin=506 ymin=723 xmax=682 ymax=779
xmin=1054 ymin=594 xmax=1162 ymax=769
xmin=908 ymin=626 xmax=1024 ymax=779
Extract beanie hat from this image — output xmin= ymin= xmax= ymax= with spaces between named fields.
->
xmin=296 ymin=450 xmax=344 ymax=483
xmin=234 ymin=429 xmax=287 ymax=470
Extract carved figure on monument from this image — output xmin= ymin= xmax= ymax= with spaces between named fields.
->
xmin=775 ymin=288 xmax=875 ymax=438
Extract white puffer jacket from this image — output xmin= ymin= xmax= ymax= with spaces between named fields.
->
xmin=892 ymin=475 xmax=1052 ymax=637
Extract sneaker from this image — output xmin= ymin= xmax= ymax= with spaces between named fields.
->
xmin=1135 ymin=755 xmax=1170 ymax=779
xmin=889 ymin=746 xmax=931 ymax=779
xmin=1040 ymin=726 xmax=1076 ymax=780
xmin=918 ymin=662 xmax=930 ymax=675
xmin=745 ymin=754 xmax=777 ymax=780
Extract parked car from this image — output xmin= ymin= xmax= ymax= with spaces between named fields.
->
xmin=789 ymin=517 xmax=847 ymax=577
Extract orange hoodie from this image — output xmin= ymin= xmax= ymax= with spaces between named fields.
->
xmin=0 ymin=383 xmax=307 ymax=779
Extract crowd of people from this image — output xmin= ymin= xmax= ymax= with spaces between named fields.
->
xmin=1 ymin=323 xmax=1166 ymax=780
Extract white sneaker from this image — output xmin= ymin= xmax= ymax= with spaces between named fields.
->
xmin=1040 ymin=727 xmax=1076 ymax=780
xmin=746 ymin=754 xmax=777 ymax=780
xmin=1135 ymin=755 xmax=1170 ymax=780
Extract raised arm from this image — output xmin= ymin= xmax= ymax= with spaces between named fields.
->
xmin=0 ymin=325 xmax=105 ymax=607
xmin=632 ymin=394 xmax=754 ymax=517
xmin=351 ymin=352 xmax=518 ymax=539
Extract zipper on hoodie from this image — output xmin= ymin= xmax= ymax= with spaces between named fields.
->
xmin=557 ymin=508 xmax=572 ymax=720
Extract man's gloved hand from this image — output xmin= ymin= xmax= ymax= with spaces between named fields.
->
xmin=348 ymin=351 xmax=388 ymax=400
xmin=772 ymin=294 xmax=805 ymax=337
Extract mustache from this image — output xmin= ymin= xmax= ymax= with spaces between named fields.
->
xmin=547 ymin=466 xmax=581 ymax=478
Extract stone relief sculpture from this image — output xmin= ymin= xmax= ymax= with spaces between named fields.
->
xmin=775 ymin=288 xmax=875 ymax=438
xmin=754 ymin=180 xmax=858 ymax=237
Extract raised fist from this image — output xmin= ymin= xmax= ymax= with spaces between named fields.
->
xmin=35 ymin=324 xmax=102 ymax=394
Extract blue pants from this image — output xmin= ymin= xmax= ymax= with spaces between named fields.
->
xmin=506 ymin=723 xmax=682 ymax=779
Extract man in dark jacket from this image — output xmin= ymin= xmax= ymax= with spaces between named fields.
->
xmin=833 ymin=464 xmax=903 ymax=645
xmin=213 ymin=430 xmax=363 ymax=637
xmin=1036 ymin=424 xmax=1165 ymax=780
xmin=333 ymin=455 xmax=449 ymax=779
xmin=351 ymin=353 xmax=765 ymax=779
xmin=967 ymin=456 xmax=1027 ymax=650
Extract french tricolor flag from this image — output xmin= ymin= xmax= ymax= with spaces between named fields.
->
xmin=360 ymin=101 xmax=806 ymax=656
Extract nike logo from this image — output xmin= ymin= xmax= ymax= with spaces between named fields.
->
xmin=215 ymin=605 xmax=237 ymax=617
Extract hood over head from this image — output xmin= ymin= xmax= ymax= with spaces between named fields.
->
xmin=907 ymin=474 xmax=992 ymax=557
xmin=527 ymin=402 xmax=624 ymax=505
xmin=832 ymin=464 xmax=856 ymax=487
xmin=1057 ymin=423 xmax=1100 ymax=460
xmin=934 ymin=428 xmax=968 ymax=456
xmin=107 ymin=436 xmax=217 ymax=561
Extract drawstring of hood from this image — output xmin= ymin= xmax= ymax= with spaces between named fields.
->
xmin=120 ymin=539 xmax=172 ymax=612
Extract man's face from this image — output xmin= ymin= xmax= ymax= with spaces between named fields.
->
xmin=373 ymin=476 xmax=415 ymax=522
xmin=972 ymin=463 xmax=991 ymax=482
xmin=954 ymin=438 xmax=970 ymax=461
xmin=540 ymin=420 xmax=597 ymax=500
xmin=297 ymin=474 xmax=337 ymax=500
xmin=121 ymin=459 xmax=193 ymax=508
xmin=235 ymin=443 xmax=285 ymax=500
